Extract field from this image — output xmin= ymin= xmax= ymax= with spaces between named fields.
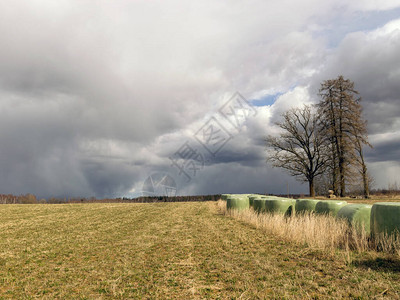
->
xmin=1 ymin=202 xmax=400 ymax=299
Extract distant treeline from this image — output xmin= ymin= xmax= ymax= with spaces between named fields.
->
xmin=69 ymin=195 xmax=221 ymax=203
xmin=0 ymin=194 xmax=221 ymax=204
xmin=0 ymin=194 xmax=39 ymax=204
xmin=1 ymin=189 xmax=400 ymax=204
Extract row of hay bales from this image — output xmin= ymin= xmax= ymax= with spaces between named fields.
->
xmin=222 ymin=194 xmax=400 ymax=238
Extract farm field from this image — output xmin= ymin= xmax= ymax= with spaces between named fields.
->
xmin=1 ymin=202 xmax=400 ymax=298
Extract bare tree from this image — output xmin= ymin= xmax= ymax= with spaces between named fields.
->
xmin=317 ymin=75 xmax=370 ymax=197
xmin=266 ymin=105 xmax=327 ymax=197
xmin=353 ymin=138 xmax=373 ymax=198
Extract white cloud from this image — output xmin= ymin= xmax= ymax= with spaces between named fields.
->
xmin=270 ymin=86 xmax=313 ymax=123
xmin=347 ymin=0 xmax=400 ymax=11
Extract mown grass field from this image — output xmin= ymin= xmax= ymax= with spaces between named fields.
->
xmin=1 ymin=202 xmax=400 ymax=299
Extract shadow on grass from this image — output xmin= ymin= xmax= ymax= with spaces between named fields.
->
xmin=352 ymin=257 xmax=400 ymax=273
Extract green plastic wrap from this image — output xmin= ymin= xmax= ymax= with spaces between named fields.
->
xmin=295 ymin=199 xmax=320 ymax=214
xmin=248 ymin=195 xmax=267 ymax=207
xmin=371 ymin=202 xmax=400 ymax=238
xmin=337 ymin=204 xmax=372 ymax=234
xmin=264 ymin=198 xmax=296 ymax=214
xmin=226 ymin=195 xmax=250 ymax=211
xmin=315 ymin=200 xmax=348 ymax=216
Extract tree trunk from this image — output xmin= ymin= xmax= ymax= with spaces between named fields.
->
xmin=358 ymin=143 xmax=370 ymax=198
xmin=309 ymin=179 xmax=315 ymax=197
xmin=362 ymin=168 xmax=369 ymax=199
xmin=339 ymin=156 xmax=346 ymax=197
xmin=329 ymin=140 xmax=338 ymax=196
xmin=338 ymin=91 xmax=346 ymax=198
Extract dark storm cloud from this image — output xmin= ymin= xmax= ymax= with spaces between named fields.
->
xmin=0 ymin=0 xmax=400 ymax=198
xmin=365 ymin=140 xmax=400 ymax=163
xmin=183 ymin=163 xmax=307 ymax=196
xmin=80 ymin=159 xmax=142 ymax=198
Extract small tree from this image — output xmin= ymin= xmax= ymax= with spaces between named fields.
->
xmin=19 ymin=193 xmax=37 ymax=204
xmin=353 ymin=138 xmax=373 ymax=198
xmin=266 ymin=105 xmax=327 ymax=197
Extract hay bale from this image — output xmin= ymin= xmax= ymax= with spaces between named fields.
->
xmin=295 ymin=199 xmax=320 ymax=214
xmin=226 ymin=195 xmax=250 ymax=211
xmin=264 ymin=198 xmax=296 ymax=214
xmin=225 ymin=194 xmax=250 ymax=201
xmin=371 ymin=202 xmax=400 ymax=238
xmin=248 ymin=195 xmax=267 ymax=207
xmin=337 ymin=204 xmax=372 ymax=234
xmin=315 ymin=200 xmax=348 ymax=216
xmin=253 ymin=198 xmax=271 ymax=213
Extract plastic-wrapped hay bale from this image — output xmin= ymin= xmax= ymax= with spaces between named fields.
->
xmin=264 ymin=198 xmax=296 ymax=214
xmin=337 ymin=204 xmax=372 ymax=234
xmin=227 ymin=194 xmax=250 ymax=198
xmin=371 ymin=202 xmax=400 ymax=238
xmin=226 ymin=195 xmax=249 ymax=211
xmin=315 ymin=200 xmax=348 ymax=216
xmin=253 ymin=198 xmax=269 ymax=213
xmin=248 ymin=195 xmax=267 ymax=207
xmin=253 ymin=196 xmax=287 ymax=213
xmin=295 ymin=199 xmax=320 ymax=214
xmin=224 ymin=194 xmax=242 ymax=201
xmin=263 ymin=196 xmax=290 ymax=199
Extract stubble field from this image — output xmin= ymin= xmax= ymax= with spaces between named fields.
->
xmin=0 ymin=201 xmax=399 ymax=299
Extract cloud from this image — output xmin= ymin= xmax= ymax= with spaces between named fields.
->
xmin=0 ymin=1 xmax=399 ymax=197
xmin=182 ymin=163 xmax=307 ymax=196
xmin=310 ymin=18 xmax=400 ymax=134
xmin=368 ymin=161 xmax=400 ymax=189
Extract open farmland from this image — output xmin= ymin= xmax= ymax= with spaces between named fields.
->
xmin=1 ymin=202 xmax=400 ymax=298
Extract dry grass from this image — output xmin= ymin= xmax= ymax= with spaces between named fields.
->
xmin=1 ymin=202 xmax=400 ymax=298
xmin=218 ymin=200 xmax=400 ymax=257
xmin=372 ymin=232 xmax=400 ymax=257
xmin=219 ymin=201 xmax=348 ymax=251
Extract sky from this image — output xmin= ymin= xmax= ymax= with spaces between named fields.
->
xmin=1 ymin=0 xmax=400 ymax=199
